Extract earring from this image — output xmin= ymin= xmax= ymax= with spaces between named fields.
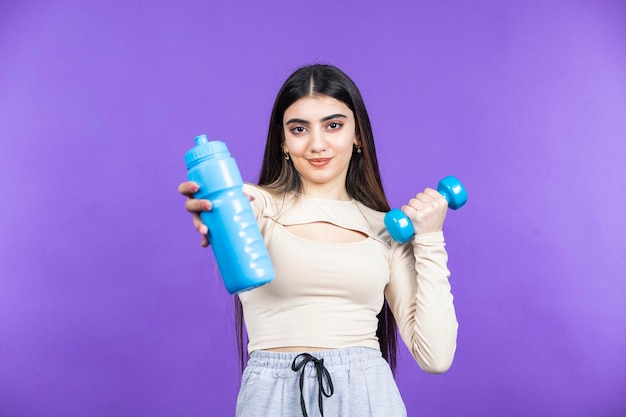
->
xmin=356 ymin=144 xmax=362 ymax=154
xmin=284 ymin=151 xmax=290 ymax=160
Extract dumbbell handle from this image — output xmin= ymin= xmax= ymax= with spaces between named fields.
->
xmin=384 ymin=176 xmax=467 ymax=243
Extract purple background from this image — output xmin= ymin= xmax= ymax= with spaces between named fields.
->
xmin=1 ymin=1 xmax=625 ymax=416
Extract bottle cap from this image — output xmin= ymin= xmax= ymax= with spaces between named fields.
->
xmin=185 ymin=135 xmax=230 ymax=169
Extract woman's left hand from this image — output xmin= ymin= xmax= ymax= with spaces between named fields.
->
xmin=401 ymin=188 xmax=448 ymax=235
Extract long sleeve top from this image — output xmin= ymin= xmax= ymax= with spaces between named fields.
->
xmin=238 ymin=184 xmax=458 ymax=373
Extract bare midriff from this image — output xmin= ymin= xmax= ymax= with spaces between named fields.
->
xmin=263 ymin=346 xmax=334 ymax=353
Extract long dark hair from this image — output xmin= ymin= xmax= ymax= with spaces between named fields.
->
xmin=235 ymin=64 xmax=398 ymax=373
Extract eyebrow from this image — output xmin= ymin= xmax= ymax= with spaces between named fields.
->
xmin=285 ymin=113 xmax=347 ymax=125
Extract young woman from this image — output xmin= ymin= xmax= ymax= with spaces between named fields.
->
xmin=179 ymin=64 xmax=458 ymax=417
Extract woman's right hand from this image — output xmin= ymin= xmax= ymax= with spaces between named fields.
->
xmin=178 ymin=181 xmax=257 ymax=247
xmin=178 ymin=181 xmax=212 ymax=247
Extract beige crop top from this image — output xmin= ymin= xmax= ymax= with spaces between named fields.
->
xmin=239 ymin=184 xmax=458 ymax=372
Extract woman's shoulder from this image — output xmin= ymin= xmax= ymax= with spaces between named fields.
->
xmin=353 ymin=200 xmax=386 ymax=223
xmin=354 ymin=201 xmax=420 ymax=252
xmin=355 ymin=201 xmax=385 ymax=234
xmin=243 ymin=183 xmax=269 ymax=198
xmin=243 ymin=183 xmax=282 ymax=217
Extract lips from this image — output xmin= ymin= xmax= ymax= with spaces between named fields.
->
xmin=308 ymin=158 xmax=331 ymax=167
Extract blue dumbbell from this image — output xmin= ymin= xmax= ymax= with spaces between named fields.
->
xmin=384 ymin=176 xmax=467 ymax=243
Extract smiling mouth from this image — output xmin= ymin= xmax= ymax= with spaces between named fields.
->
xmin=308 ymin=158 xmax=331 ymax=167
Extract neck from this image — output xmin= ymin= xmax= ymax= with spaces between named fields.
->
xmin=300 ymin=180 xmax=350 ymax=201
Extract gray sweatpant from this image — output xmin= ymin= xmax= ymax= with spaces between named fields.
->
xmin=236 ymin=347 xmax=407 ymax=417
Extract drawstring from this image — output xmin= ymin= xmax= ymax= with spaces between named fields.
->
xmin=291 ymin=353 xmax=335 ymax=417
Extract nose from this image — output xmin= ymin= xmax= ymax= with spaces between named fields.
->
xmin=310 ymin=129 xmax=327 ymax=153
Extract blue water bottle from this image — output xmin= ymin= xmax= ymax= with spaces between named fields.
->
xmin=184 ymin=134 xmax=274 ymax=294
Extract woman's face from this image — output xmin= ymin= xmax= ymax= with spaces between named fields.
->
xmin=282 ymin=95 xmax=360 ymax=199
